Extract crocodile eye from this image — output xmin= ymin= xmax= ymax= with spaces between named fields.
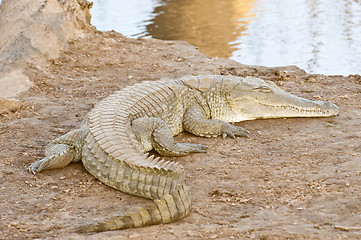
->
xmin=252 ymin=85 xmax=272 ymax=93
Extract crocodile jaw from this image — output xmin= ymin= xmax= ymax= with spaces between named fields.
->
xmin=226 ymin=77 xmax=339 ymax=121
xmin=251 ymin=98 xmax=339 ymax=119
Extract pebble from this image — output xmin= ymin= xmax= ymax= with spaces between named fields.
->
xmin=186 ymin=230 xmax=195 ymax=237
xmin=4 ymin=170 xmax=15 ymax=174
xmin=209 ymin=234 xmax=218 ymax=239
xmin=129 ymin=233 xmax=140 ymax=239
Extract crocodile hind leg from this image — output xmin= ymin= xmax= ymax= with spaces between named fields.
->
xmin=132 ymin=117 xmax=207 ymax=157
xmin=29 ymin=129 xmax=85 ymax=174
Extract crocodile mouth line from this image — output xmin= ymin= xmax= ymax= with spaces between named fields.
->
xmin=257 ymin=102 xmax=333 ymax=115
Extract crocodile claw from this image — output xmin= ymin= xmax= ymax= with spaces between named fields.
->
xmin=28 ymin=161 xmax=42 ymax=174
xmin=221 ymin=124 xmax=249 ymax=139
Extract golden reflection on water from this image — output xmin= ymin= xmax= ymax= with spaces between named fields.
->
xmin=91 ymin=0 xmax=361 ymax=75
xmin=146 ymin=0 xmax=255 ymax=58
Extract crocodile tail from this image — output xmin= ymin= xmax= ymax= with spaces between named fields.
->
xmin=78 ymin=183 xmax=191 ymax=232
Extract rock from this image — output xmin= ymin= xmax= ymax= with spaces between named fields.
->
xmin=0 ymin=69 xmax=33 ymax=98
xmin=0 ymin=0 xmax=93 ymax=98
xmin=0 ymin=97 xmax=22 ymax=114
xmin=0 ymin=0 xmax=93 ymax=72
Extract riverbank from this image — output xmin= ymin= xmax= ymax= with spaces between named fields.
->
xmin=0 ymin=0 xmax=360 ymax=239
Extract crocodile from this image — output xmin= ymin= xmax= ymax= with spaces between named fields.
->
xmin=28 ymin=75 xmax=339 ymax=232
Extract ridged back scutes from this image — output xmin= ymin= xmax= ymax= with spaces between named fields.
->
xmin=87 ymin=79 xmax=184 ymax=174
xmin=180 ymin=75 xmax=217 ymax=93
xmin=179 ymin=75 xmax=245 ymax=94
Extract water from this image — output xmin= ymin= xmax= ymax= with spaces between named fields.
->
xmin=92 ymin=0 xmax=360 ymax=75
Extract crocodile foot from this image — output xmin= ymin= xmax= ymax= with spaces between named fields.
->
xmin=155 ymin=142 xmax=208 ymax=157
xmin=221 ymin=123 xmax=249 ymax=139
xmin=29 ymin=144 xmax=76 ymax=174
xmin=28 ymin=159 xmax=44 ymax=174
xmin=176 ymin=142 xmax=208 ymax=154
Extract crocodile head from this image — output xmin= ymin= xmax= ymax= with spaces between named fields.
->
xmin=224 ymin=76 xmax=339 ymax=121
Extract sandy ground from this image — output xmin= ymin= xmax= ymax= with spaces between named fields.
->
xmin=0 ymin=29 xmax=361 ymax=239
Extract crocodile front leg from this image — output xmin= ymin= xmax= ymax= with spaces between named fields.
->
xmin=132 ymin=117 xmax=207 ymax=157
xmin=183 ymin=105 xmax=249 ymax=139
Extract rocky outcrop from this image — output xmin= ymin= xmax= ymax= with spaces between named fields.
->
xmin=0 ymin=0 xmax=93 ymax=100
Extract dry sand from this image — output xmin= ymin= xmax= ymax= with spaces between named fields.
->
xmin=0 ymin=0 xmax=360 ymax=239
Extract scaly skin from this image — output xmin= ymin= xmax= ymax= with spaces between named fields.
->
xmin=28 ymin=75 xmax=339 ymax=232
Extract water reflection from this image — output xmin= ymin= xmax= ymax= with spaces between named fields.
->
xmin=91 ymin=0 xmax=163 ymax=38
xmin=91 ymin=0 xmax=361 ymax=75
xmin=233 ymin=0 xmax=361 ymax=75
xmin=146 ymin=0 xmax=255 ymax=58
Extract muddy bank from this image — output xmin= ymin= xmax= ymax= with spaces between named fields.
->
xmin=0 ymin=0 xmax=360 ymax=239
